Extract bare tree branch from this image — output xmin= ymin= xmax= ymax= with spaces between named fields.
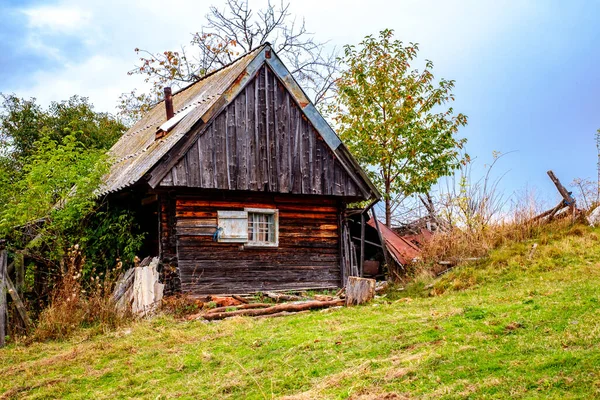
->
xmin=120 ymin=0 xmax=339 ymax=120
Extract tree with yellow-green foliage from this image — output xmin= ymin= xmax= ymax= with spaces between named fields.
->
xmin=332 ymin=29 xmax=469 ymax=227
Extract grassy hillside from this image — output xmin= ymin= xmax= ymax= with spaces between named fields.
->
xmin=2 ymin=224 xmax=600 ymax=399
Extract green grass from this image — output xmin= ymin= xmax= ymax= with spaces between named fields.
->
xmin=2 ymin=224 xmax=600 ymax=399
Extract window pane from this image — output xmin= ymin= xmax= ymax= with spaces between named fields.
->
xmin=248 ymin=212 xmax=275 ymax=244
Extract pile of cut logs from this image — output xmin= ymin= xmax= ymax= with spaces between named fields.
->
xmin=187 ymin=276 xmax=379 ymax=321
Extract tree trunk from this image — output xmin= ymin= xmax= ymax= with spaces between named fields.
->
xmin=346 ymin=276 xmax=376 ymax=306
xmin=385 ymin=179 xmax=392 ymax=227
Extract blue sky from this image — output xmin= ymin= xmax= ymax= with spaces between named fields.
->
xmin=1 ymin=0 xmax=599 ymax=207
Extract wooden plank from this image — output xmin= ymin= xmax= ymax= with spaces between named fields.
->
xmin=5 ymin=274 xmax=31 ymax=332
xmin=226 ymin=104 xmax=236 ymax=189
xmin=161 ymin=171 xmax=174 ymax=186
xmin=292 ymin=106 xmax=302 ymax=193
xmin=308 ymin=118 xmax=315 ymax=194
xmin=360 ymin=213 xmax=365 ymax=277
xmin=15 ymin=251 xmax=24 ymax=297
xmin=172 ymin=157 xmax=188 ymax=186
xmin=268 ymin=68 xmax=278 ymax=191
xmin=257 ymin=66 xmax=269 ymax=189
xmin=199 ymin=128 xmax=211 ymax=188
xmin=186 ymin=141 xmax=200 ymax=186
xmin=235 ymin=87 xmax=248 ymax=190
xmin=276 ymin=77 xmax=289 ymax=192
xmin=248 ymin=78 xmax=258 ymax=191
xmin=301 ymin=118 xmax=310 ymax=194
xmin=215 ymin=112 xmax=228 ymax=189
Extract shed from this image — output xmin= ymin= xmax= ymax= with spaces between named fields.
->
xmin=102 ymin=44 xmax=380 ymax=295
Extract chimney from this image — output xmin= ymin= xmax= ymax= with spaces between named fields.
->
xmin=164 ymin=87 xmax=174 ymax=120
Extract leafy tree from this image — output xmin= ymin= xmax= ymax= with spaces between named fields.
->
xmin=0 ymin=96 xmax=140 ymax=297
xmin=0 ymin=94 xmax=125 ymax=169
xmin=0 ymin=134 xmax=108 ymax=265
xmin=119 ymin=0 xmax=338 ymax=121
xmin=332 ymin=29 xmax=469 ymax=226
xmin=0 ymin=94 xmax=126 ymax=208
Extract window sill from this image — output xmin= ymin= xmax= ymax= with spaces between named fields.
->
xmin=244 ymin=242 xmax=279 ymax=249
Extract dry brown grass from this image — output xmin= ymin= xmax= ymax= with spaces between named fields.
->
xmin=33 ymin=245 xmax=127 ymax=342
xmin=419 ymin=209 xmax=575 ymax=271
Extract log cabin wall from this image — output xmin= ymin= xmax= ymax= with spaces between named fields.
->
xmin=166 ymin=190 xmax=342 ymax=294
xmin=158 ymin=64 xmax=362 ymax=198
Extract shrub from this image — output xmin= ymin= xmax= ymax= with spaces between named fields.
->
xmin=33 ymin=245 xmax=127 ymax=342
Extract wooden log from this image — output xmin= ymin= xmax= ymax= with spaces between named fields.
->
xmin=547 ymin=170 xmax=576 ymax=207
xmin=5 ymin=274 xmax=31 ymax=332
xmin=0 ymin=248 xmax=6 ymax=348
xmin=345 ymin=276 xmax=376 ymax=306
xmin=232 ymin=295 xmax=249 ymax=304
xmin=255 ymin=310 xmax=311 ymax=319
xmin=530 ymin=201 xmax=566 ymax=222
xmin=202 ymin=299 xmax=345 ymax=320
xmin=205 ymin=303 xmax=271 ymax=314
xmin=263 ymin=292 xmax=303 ymax=302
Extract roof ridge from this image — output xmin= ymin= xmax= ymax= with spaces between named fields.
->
xmin=167 ymin=44 xmax=269 ymax=100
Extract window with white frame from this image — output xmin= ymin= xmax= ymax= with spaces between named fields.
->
xmin=217 ymin=208 xmax=278 ymax=247
xmin=246 ymin=208 xmax=278 ymax=247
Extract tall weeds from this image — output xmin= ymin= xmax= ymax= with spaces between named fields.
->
xmin=33 ymin=245 xmax=127 ymax=342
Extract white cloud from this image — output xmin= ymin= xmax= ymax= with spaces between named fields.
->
xmin=21 ymin=5 xmax=91 ymax=34
xmin=6 ymin=0 xmax=541 ymax=114
xmin=10 ymin=54 xmax=148 ymax=113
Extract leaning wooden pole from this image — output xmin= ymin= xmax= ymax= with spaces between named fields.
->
xmin=547 ymin=170 xmax=576 ymax=209
xmin=371 ymin=208 xmax=391 ymax=270
xmin=0 ymin=244 xmax=7 ymax=348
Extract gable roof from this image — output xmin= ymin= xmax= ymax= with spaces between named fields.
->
xmin=101 ymin=44 xmax=380 ymax=200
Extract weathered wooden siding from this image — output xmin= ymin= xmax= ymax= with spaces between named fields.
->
xmin=171 ymin=191 xmax=341 ymax=294
xmin=159 ymin=195 xmax=177 ymax=260
xmin=159 ymin=64 xmax=361 ymax=197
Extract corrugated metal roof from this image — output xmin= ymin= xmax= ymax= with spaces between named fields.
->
xmin=99 ymin=46 xmax=264 ymax=195
xmin=99 ymin=44 xmax=380 ymax=200
xmin=367 ymin=219 xmax=422 ymax=266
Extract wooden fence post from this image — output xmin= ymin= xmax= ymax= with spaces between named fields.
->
xmin=15 ymin=251 xmax=24 ymax=297
xmin=0 ymin=244 xmax=7 ymax=348
xmin=360 ymin=212 xmax=365 ymax=277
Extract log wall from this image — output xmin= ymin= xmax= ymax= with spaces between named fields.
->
xmin=166 ymin=191 xmax=342 ymax=294
xmin=159 ymin=64 xmax=362 ymax=198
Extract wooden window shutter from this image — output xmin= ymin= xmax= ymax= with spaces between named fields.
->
xmin=217 ymin=211 xmax=248 ymax=243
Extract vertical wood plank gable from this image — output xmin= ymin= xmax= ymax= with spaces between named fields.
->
xmin=157 ymin=64 xmax=365 ymax=199
xmin=257 ymin=67 xmax=269 ymax=190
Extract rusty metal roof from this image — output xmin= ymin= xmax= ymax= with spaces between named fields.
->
xmin=100 ymin=44 xmax=381 ymax=200
xmin=367 ymin=219 xmax=422 ymax=266
xmin=100 ymin=47 xmax=264 ymax=195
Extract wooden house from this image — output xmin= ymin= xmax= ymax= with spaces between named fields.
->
xmin=101 ymin=44 xmax=380 ymax=295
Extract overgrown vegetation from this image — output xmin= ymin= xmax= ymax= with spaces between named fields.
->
xmin=32 ymin=245 xmax=127 ymax=342
xmin=1 ymin=222 xmax=599 ymax=398
xmin=0 ymin=94 xmax=143 ymax=340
